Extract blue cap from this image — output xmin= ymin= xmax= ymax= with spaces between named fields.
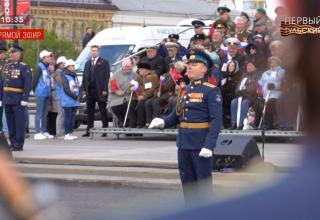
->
xmin=10 ymin=43 xmax=24 ymax=52
xmin=191 ymin=20 xmax=205 ymax=28
xmin=186 ymin=49 xmax=213 ymax=69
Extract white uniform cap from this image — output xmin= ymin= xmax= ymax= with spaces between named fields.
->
xmin=225 ymin=37 xmax=241 ymax=46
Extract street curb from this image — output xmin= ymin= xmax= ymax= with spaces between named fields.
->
xmin=15 ymin=157 xmax=178 ymax=169
xmin=21 ymin=173 xmax=181 ymax=190
xmin=14 ymin=157 xmax=296 ymax=173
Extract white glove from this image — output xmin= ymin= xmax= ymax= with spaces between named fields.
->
xmin=199 ymin=148 xmax=213 ymax=158
xmin=0 ymin=101 xmax=2 ymax=107
xmin=21 ymin=101 xmax=28 ymax=106
xmin=148 ymin=118 xmax=165 ymax=129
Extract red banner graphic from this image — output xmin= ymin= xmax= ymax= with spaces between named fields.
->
xmin=0 ymin=29 xmax=44 ymax=40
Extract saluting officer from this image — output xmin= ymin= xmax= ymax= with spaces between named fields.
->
xmin=0 ymin=44 xmax=32 ymax=151
xmin=149 ymin=49 xmax=222 ymax=204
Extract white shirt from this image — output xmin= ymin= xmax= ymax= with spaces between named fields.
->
xmin=91 ymin=56 xmax=99 ymax=66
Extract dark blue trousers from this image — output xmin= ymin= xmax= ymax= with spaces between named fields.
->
xmin=5 ymin=104 xmax=26 ymax=149
xmin=63 ymin=107 xmax=77 ymax=134
xmin=178 ymin=149 xmax=213 ymax=204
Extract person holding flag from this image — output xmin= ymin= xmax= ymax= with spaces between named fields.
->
xmin=130 ymin=62 xmax=159 ymax=128
xmin=145 ymin=71 xmax=176 ymax=120
xmin=109 ymin=58 xmax=138 ymax=127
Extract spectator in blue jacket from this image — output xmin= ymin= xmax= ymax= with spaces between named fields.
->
xmin=61 ymin=59 xmax=80 ymax=140
xmin=53 ymin=56 xmax=67 ymax=137
xmin=33 ymin=50 xmax=54 ymax=140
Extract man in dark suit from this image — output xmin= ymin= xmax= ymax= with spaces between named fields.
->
xmin=81 ymin=45 xmax=110 ymax=137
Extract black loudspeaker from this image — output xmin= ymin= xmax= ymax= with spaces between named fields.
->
xmin=213 ymin=135 xmax=261 ymax=169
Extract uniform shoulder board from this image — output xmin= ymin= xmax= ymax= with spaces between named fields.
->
xmin=20 ymin=62 xmax=27 ymax=65
xmin=203 ymin=82 xmax=216 ymax=88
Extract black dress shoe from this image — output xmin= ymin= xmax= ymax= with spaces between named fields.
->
xmin=101 ymin=133 xmax=107 ymax=137
xmin=82 ymin=132 xmax=90 ymax=137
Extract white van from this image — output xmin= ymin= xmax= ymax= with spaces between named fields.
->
xmin=74 ymin=26 xmax=197 ymax=127
xmin=75 ymin=25 xmax=198 ymax=76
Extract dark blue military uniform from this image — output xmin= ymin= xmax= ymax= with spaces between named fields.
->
xmin=0 ymin=45 xmax=32 ymax=151
xmin=163 ymin=49 xmax=222 ymax=203
xmin=0 ymin=48 xmax=8 ymax=132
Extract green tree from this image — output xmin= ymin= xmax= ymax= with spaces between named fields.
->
xmin=19 ymin=30 xmax=80 ymax=71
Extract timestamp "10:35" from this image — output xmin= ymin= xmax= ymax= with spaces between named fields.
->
xmin=0 ymin=16 xmax=25 ymax=25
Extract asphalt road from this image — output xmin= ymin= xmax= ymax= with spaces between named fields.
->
xmin=0 ymin=182 xmax=184 ymax=220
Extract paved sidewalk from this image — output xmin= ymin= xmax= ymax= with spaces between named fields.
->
xmin=13 ymin=131 xmax=304 ymax=168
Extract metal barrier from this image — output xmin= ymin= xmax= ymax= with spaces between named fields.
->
xmin=89 ymin=127 xmax=304 ymax=139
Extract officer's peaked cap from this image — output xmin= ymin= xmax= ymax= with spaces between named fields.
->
xmin=217 ymin=6 xmax=231 ymax=14
xmin=186 ymin=48 xmax=213 ymax=69
xmin=191 ymin=20 xmax=205 ymax=28
xmin=225 ymin=37 xmax=241 ymax=46
xmin=10 ymin=43 xmax=24 ymax=52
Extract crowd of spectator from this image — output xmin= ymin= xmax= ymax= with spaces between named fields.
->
xmin=0 ymin=6 xmax=299 ymax=143
xmin=108 ymin=6 xmax=300 ymax=131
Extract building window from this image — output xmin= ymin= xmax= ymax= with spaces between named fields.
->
xmin=60 ymin=22 xmax=65 ymax=38
xmin=71 ymin=23 xmax=77 ymax=41
xmin=52 ymin=21 xmax=57 ymax=31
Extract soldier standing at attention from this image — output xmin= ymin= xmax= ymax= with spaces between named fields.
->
xmin=0 ymin=44 xmax=32 ymax=151
xmin=149 ymin=49 xmax=222 ymax=204
xmin=0 ymin=46 xmax=8 ymax=133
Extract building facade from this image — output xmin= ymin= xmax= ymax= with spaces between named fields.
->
xmin=29 ymin=0 xmax=117 ymax=48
